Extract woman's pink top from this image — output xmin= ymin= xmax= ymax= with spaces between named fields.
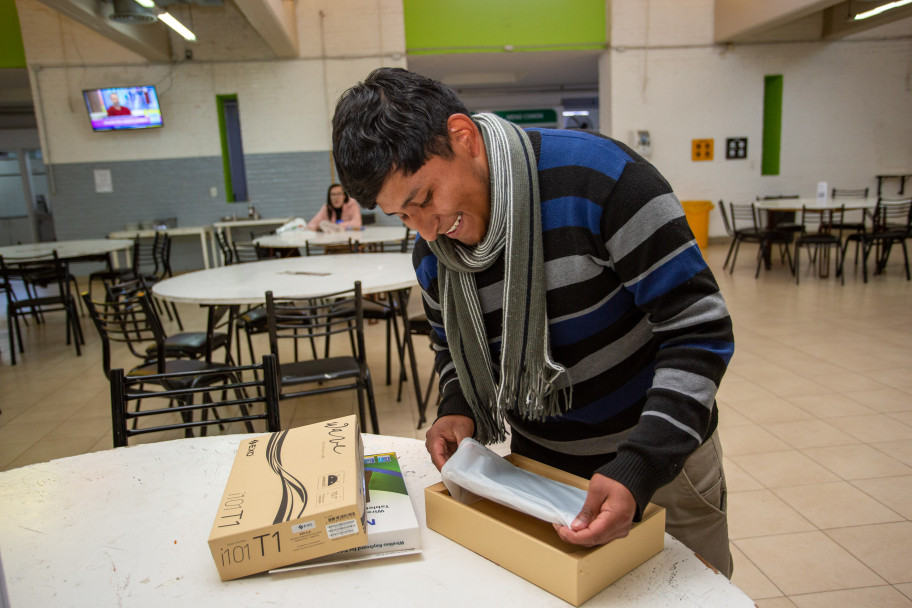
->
xmin=307 ymin=199 xmax=363 ymax=230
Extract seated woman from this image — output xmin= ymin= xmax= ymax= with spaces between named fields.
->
xmin=307 ymin=183 xmax=362 ymax=232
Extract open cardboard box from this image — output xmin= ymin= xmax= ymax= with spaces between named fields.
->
xmin=425 ymin=453 xmax=665 ymax=606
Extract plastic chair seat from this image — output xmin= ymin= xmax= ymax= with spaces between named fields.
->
xmin=144 ymin=331 xmax=230 ymax=359
xmin=279 ymin=356 xmax=362 ymax=386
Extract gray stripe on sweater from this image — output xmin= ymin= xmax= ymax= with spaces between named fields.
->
xmin=652 ymin=368 xmax=717 ymax=409
xmin=606 ymin=193 xmax=684 ymax=260
xmin=653 ymin=292 xmax=729 ymax=332
xmin=562 ymin=316 xmax=653 ymax=387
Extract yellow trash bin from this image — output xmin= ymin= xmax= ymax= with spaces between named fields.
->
xmin=681 ymin=200 xmax=714 ymax=251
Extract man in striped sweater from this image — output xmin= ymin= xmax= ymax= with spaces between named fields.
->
xmin=333 ymin=68 xmax=735 ymax=577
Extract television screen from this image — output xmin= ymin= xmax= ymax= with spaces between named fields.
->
xmin=83 ymin=85 xmax=164 ymax=132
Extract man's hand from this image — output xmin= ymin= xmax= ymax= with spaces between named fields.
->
xmin=425 ymin=415 xmax=475 ymax=470
xmin=554 ymin=474 xmax=637 ymax=546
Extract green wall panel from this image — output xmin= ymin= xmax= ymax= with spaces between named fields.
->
xmin=404 ymin=0 xmax=606 ymax=54
xmin=1 ymin=0 xmax=28 ymax=68
xmin=762 ymin=75 xmax=783 ymax=176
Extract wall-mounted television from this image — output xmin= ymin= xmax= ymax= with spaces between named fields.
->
xmin=83 ymin=85 xmax=164 ymax=132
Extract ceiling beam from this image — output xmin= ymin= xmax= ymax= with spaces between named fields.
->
xmin=714 ymin=0 xmax=842 ymax=42
xmin=36 ymin=0 xmax=172 ymax=62
xmin=232 ymin=0 xmax=298 ymax=58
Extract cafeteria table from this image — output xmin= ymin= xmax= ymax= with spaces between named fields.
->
xmin=254 ymin=226 xmax=411 ymax=253
xmin=0 ymin=238 xmax=133 ymax=264
xmin=151 ymin=253 xmax=430 ymax=425
xmin=0 ymin=433 xmax=755 ymax=608
xmin=109 ymin=226 xmax=215 ymax=269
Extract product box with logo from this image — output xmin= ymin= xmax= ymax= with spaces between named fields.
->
xmin=425 ymin=453 xmax=665 ymax=606
xmin=273 ymin=451 xmax=421 ymax=572
xmin=208 ymin=415 xmax=366 ymax=581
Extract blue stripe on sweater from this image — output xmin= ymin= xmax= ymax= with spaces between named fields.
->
xmin=554 ymin=365 xmax=655 ymax=423
xmin=549 ymin=289 xmax=636 ymax=347
xmin=541 ymin=197 xmax=602 ymax=233
xmin=416 ymin=253 xmax=438 ymax=290
xmin=530 ymin=128 xmax=632 ymax=178
xmin=629 ymin=244 xmax=707 ymax=306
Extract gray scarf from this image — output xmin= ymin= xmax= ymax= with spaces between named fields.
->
xmin=428 ymin=113 xmax=570 ymax=444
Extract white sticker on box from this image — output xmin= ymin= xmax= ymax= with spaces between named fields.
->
xmin=291 ymin=521 xmax=316 ymax=534
xmin=326 ymin=519 xmax=359 ymax=540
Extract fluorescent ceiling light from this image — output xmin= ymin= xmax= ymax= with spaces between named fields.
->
xmin=158 ymin=12 xmax=197 ymax=41
xmin=562 ymin=110 xmax=590 ymax=117
xmin=854 ymin=0 xmax=912 ymax=20
xmin=133 ymin=0 xmax=156 ymax=7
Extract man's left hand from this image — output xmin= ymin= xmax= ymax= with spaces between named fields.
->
xmin=553 ymin=474 xmax=637 ymax=546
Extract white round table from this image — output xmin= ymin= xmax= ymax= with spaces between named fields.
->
xmin=152 ymin=253 xmax=416 ymax=305
xmin=0 ymin=238 xmax=133 ymax=260
xmin=255 ymin=226 xmax=410 ymax=250
xmin=0 ymin=434 xmax=754 ymax=608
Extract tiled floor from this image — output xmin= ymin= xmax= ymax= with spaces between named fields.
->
xmin=2 ymin=241 xmax=911 ymax=606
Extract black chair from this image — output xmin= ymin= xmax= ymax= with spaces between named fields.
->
xmin=110 ymin=354 xmax=282 ymax=447
xmin=104 ymin=278 xmax=232 ymax=364
xmin=305 ymin=238 xmax=356 ymax=256
xmin=1 ymin=251 xmax=84 ymax=365
xmin=214 ymin=229 xmax=235 ymax=265
xmin=265 ymin=282 xmax=379 ymax=433
xmin=757 ymin=194 xmax=802 ymax=236
xmin=396 ymin=307 xmax=439 ymax=426
xmin=728 ymin=202 xmax=793 ymax=277
xmin=82 ymin=287 xmax=221 ymax=381
xmin=793 ymin=205 xmax=845 ymax=284
xmin=830 ymin=187 xmax=872 ymax=266
xmin=232 ymin=240 xmax=269 ymax=263
xmin=719 ymin=201 xmax=760 ymax=272
xmin=841 ymin=197 xmax=912 ymax=282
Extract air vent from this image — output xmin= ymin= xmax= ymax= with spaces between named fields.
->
xmin=109 ymin=0 xmax=157 ymax=25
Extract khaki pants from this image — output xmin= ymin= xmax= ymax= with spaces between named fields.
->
xmin=650 ymin=430 xmax=732 ymax=578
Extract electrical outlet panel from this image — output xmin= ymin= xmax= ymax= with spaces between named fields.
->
xmin=726 ymin=138 xmax=748 ymax=160
xmin=692 ymin=139 xmax=714 ymax=161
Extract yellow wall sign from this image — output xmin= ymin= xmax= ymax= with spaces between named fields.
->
xmin=692 ymin=139 xmax=714 ymax=161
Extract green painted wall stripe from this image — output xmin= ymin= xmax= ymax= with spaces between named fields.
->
xmin=762 ymin=75 xmax=783 ymax=176
xmin=403 ymin=0 xmax=605 ymax=54
xmin=0 ymin=0 xmax=27 ymax=68
xmin=216 ymin=94 xmax=236 ymax=202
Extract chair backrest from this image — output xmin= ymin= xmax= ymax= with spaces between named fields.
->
xmin=872 ymin=197 xmax=912 ymax=233
xmin=757 ymin=194 xmax=799 ymax=200
xmin=265 ymin=281 xmax=365 ymax=366
xmin=233 ymin=240 xmax=267 ymax=263
xmin=832 ymin=187 xmax=869 ymax=199
xmin=109 ymin=354 xmax=282 ymax=447
xmin=718 ymin=200 xmax=734 ymax=237
xmin=0 ymin=251 xmax=73 ymax=306
xmin=82 ymin=288 xmax=167 ymax=378
xmin=799 ymin=205 xmax=845 ymax=236
xmin=153 ymin=232 xmax=175 ymax=278
xmin=131 ymin=233 xmax=160 ymax=278
xmin=214 ymin=229 xmax=236 ymax=265
xmin=729 ymin=202 xmax=759 ymax=231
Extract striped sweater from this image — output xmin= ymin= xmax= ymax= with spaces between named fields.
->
xmin=414 ymin=128 xmax=734 ymax=513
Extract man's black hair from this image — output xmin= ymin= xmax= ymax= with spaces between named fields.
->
xmin=331 ymin=67 xmax=470 ymax=210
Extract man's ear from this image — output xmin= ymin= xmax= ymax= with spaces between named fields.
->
xmin=446 ymin=114 xmax=482 ymax=156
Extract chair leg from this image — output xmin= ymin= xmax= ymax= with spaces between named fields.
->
xmin=722 ymin=239 xmax=736 ymax=270
xmin=730 ymin=240 xmax=741 ymax=274
xmin=362 ymin=368 xmax=379 ymax=434
xmin=795 ymin=245 xmax=801 ymax=284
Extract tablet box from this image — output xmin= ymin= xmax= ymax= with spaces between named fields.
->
xmin=208 ymin=415 xmax=367 ymax=581
xmin=424 ymin=453 xmax=665 ymax=606
xmin=271 ymin=451 xmax=422 ymax=572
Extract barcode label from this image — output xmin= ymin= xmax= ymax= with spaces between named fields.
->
xmin=326 ymin=518 xmax=359 ymax=539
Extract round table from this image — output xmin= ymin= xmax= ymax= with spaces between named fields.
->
xmin=255 ymin=226 xmax=410 ymax=250
xmin=0 ymin=434 xmax=754 ymax=608
xmin=151 ymin=252 xmax=416 ymax=305
xmin=0 ymin=238 xmax=133 ymax=261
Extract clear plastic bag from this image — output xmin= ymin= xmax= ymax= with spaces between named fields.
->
xmin=440 ymin=438 xmax=586 ymax=527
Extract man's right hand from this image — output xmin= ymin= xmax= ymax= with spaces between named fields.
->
xmin=425 ymin=415 xmax=475 ymax=470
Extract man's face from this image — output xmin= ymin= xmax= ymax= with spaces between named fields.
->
xmin=375 ymin=115 xmax=491 ymax=246
xmin=110 ymin=93 xmax=120 ymax=106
